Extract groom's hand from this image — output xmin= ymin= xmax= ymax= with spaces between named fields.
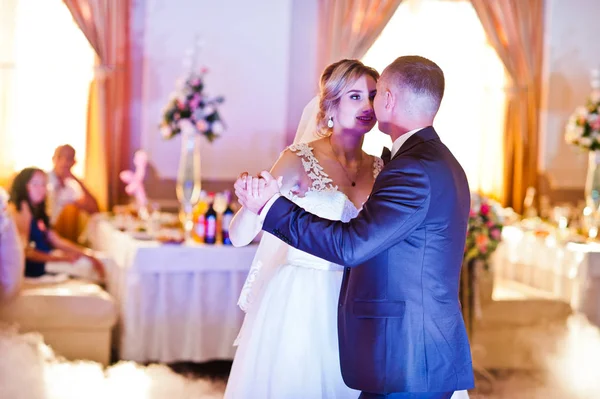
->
xmin=257 ymin=170 xmax=282 ymax=199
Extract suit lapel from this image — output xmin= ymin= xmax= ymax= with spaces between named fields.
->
xmin=391 ymin=126 xmax=440 ymax=162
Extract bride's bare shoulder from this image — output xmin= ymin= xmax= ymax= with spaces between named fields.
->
xmin=270 ymin=145 xmax=311 ymax=193
xmin=303 ymin=137 xmax=328 ymax=153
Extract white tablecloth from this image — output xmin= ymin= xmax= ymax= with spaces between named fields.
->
xmin=87 ymin=215 xmax=257 ymax=363
xmin=494 ymin=225 xmax=600 ymax=326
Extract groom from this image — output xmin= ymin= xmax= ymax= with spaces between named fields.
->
xmin=236 ymin=56 xmax=474 ymax=398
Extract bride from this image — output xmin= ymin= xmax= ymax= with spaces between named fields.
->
xmin=224 ymin=59 xmax=470 ymax=399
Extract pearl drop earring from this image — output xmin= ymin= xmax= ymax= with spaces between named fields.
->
xmin=327 ymin=117 xmax=334 ymax=128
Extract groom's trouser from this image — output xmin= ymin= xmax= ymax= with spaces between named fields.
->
xmin=358 ymin=391 xmax=454 ymax=399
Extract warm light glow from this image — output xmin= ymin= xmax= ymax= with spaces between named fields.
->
xmin=0 ymin=0 xmax=18 ymax=183
xmin=10 ymin=0 xmax=94 ymax=177
xmin=362 ymin=0 xmax=506 ymax=198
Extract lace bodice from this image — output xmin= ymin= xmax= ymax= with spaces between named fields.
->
xmin=236 ymin=144 xmax=383 ymax=313
xmin=282 ymin=143 xmax=383 ymax=270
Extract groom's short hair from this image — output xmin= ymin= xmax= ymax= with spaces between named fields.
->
xmin=383 ymin=56 xmax=445 ymax=115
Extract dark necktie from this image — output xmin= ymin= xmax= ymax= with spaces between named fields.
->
xmin=380 ymin=147 xmax=391 ymax=165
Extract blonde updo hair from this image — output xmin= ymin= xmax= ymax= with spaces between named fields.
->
xmin=316 ymin=59 xmax=380 ymax=135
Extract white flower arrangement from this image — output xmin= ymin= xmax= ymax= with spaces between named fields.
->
xmin=565 ymin=104 xmax=600 ymax=150
xmin=565 ymin=70 xmax=600 ymax=151
xmin=159 ymin=67 xmax=225 ymax=142
xmin=159 ymin=39 xmax=225 ymax=142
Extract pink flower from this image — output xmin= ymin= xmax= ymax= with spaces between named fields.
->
xmin=177 ymin=100 xmax=186 ymax=110
xmin=469 ymin=209 xmax=477 ymax=218
xmin=490 ymin=228 xmax=501 ymax=240
xmin=486 ymin=220 xmax=494 ymax=228
xmin=195 ymin=119 xmax=209 ymax=132
xmin=189 ymin=96 xmax=201 ymax=110
xmin=592 ymin=118 xmax=600 ymax=131
xmin=480 ymin=203 xmax=490 ymax=215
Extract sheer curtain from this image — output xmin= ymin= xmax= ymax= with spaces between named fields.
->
xmin=63 ymin=0 xmax=131 ymax=210
xmin=362 ymin=0 xmax=506 ymax=199
xmin=469 ymin=0 xmax=544 ymax=213
xmin=317 ymin=0 xmax=403 ymax=73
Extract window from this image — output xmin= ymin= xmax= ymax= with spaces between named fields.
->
xmin=2 ymin=0 xmax=95 ymax=178
xmin=361 ymin=0 xmax=506 ymax=197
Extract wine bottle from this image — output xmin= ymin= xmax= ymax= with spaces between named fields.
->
xmin=221 ymin=191 xmax=234 ymax=245
xmin=192 ymin=191 xmax=208 ymax=243
xmin=204 ymin=193 xmax=217 ymax=244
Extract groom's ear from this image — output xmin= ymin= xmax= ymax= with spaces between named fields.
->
xmin=385 ymin=89 xmax=395 ymax=111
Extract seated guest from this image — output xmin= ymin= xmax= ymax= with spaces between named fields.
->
xmin=8 ymin=168 xmax=105 ymax=281
xmin=47 ymin=144 xmax=99 ymax=225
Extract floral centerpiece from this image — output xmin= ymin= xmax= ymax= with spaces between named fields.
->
xmin=461 ymin=193 xmax=505 ymax=335
xmin=160 ymin=67 xmax=225 ymax=142
xmin=159 ymin=47 xmax=226 ymax=240
xmin=565 ymin=69 xmax=600 ymax=210
xmin=564 ymin=95 xmax=600 ymax=150
xmin=464 ymin=193 xmax=504 ymax=269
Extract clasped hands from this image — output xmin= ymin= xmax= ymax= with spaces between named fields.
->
xmin=234 ymin=171 xmax=283 ymax=214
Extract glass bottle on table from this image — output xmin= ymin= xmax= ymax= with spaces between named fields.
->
xmin=539 ymin=195 xmax=552 ymax=221
xmin=204 ymin=193 xmax=217 ymax=244
xmin=192 ymin=190 xmax=208 ymax=243
xmin=213 ymin=191 xmax=226 ymax=244
xmin=221 ymin=191 xmax=234 ymax=245
xmin=175 ymin=120 xmax=202 ymax=241
xmin=522 ymin=186 xmax=538 ymax=219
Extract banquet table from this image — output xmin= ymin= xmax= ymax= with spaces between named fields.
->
xmin=86 ymin=214 xmax=258 ymax=363
xmin=494 ymin=225 xmax=600 ymax=326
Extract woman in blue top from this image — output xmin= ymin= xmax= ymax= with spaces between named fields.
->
xmin=8 ymin=167 xmax=105 ymax=280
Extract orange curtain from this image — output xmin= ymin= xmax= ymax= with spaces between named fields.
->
xmin=317 ymin=0 xmax=403 ymax=74
xmin=469 ymin=0 xmax=545 ymax=213
xmin=63 ymin=0 xmax=131 ymax=210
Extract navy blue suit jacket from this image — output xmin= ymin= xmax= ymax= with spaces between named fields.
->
xmin=263 ymin=127 xmax=474 ymax=394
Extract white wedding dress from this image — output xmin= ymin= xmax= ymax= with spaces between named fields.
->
xmin=224 ymin=143 xmax=375 ymax=398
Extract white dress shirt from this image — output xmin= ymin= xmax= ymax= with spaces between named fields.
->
xmin=390 ymin=127 xmax=425 ymax=159
xmin=46 ymin=170 xmax=84 ymax=224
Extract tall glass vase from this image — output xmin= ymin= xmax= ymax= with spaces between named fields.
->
xmin=176 ymin=119 xmax=202 ymax=241
xmin=585 ymin=150 xmax=600 ymax=211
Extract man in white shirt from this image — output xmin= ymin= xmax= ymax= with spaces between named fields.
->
xmin=47 ymin=145 xmax=99 ymax=225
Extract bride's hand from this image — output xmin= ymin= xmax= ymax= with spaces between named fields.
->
xmin=234 ymin=172 xmax=249 ymax=197
xmin=234 ymin=173 xmax=263 ymax=213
